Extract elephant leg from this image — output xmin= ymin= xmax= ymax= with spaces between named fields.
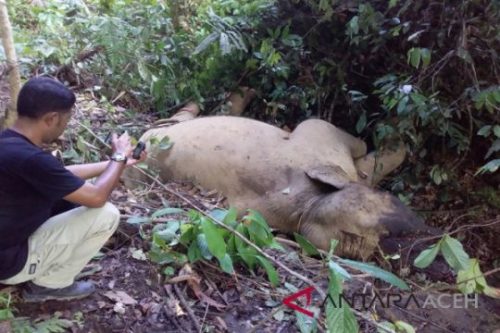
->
xmin=228 ymin=87 xmax=256 ymax=116
xmin=290 ymin=119 xmax=368 ymax=159
xmin=153 ymin=102 xmax=200 ymax=126
xmin=354 ymin=143 xmax=406 ymax=187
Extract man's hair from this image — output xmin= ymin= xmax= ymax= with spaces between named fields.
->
xmin=17 ymin=77 xmax=76 ymax=118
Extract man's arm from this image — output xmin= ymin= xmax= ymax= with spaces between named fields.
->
xmin=64 ymin=161 xmax=126 ymax=207
xmin=64 ymin=133 xmax=146 ymax=208
xmin=66 ymin=161 xmax=108 ymax=179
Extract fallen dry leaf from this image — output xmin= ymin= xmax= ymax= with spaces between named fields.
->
xmin=168 ymin=265 xmax=226 ymax=310
xmin=113 ymin=302 xmax=126 ymax=315
xmin=104 ymin=290 xmax=138 ymax=305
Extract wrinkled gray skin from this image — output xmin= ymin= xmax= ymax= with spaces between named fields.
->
xmin=125 ymin=115 xmax=436 ymax=259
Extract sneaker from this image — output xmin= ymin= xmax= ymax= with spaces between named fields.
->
xmin=22 ymin=281 xmax=95 ymax=302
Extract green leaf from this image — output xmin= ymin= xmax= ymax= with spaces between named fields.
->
xmin=377 ymin=321 xmax=396 ymax=333
xmin=395 ymin=321 xmax=416 ymax=333
xmin=218 ymin=253 xmax=235 ymax=274
xmin=208 ymin=208 xmax=228 ymax=222
xmin=388 ymin=0 xmax=399 ymax=9
xmin=407 ymin=48 xmax=421 ymax=68
xmin=163 ymin=266 xmax=175 ymax=276
xmin=457 ymin=258 xmax=487 ymax=294
xmin=248 ymin=219 xmax=271 ymax=246
xmin=493 ymin=125 xmax=500 ymax=138
xmin=193 ymin=32 xmax=218 ymax=55
xmin=235 ymin=225 xmax=258 ymax=269
xmin=485 ymin=139 xmax=500 ymax=159
xmin=338 ymin=259 xmax=409 ymax=290
xmin=224 ymin=207 xmax=238 ymax=224
xmin=187 ymin=241 xmax=203 ymax=263
xmin=328 ymin=239 xmax=339 ymax=259
xmin=294 ymin=233 xmax=320 ymax=256
xmin=397 ymin=96 xmax=409 ymax=114
xmin=126 ymin=216 xmax=152 ymax=224
xmin=440 ymin=235 xmax=470 ymax=272
xmin=152 ymin=207 xmax=185 ymax=218
xmin=326 ymin=271 xmax=358 ymax=333
xmin=326 ymin=303 xmax=358 ymax=333
xmin=477 ymin=125 xmax=492 ymax=137
xmin=256 ymin=255 xmax=279 ymax=287
xmin=179 ymin=224 xmax=195 ymax=245
xmin=153 ymin=221 xmax=180 ymax=244
xmin=196 ymin=233 xmax=213 ymax=260
xmin=328 ymin=260 xmax=352 ymax=280
xmin=245 ymin=210 xmax=271 ymax=230
xmin=0 ymin=308 xmax=13 ymax=320
xmin=475 ymin=159 xmax=500 ymax=175
xmin=201 ymin=217 xmax=226 ymax=260
xmin=413 ymin=243 xmax=440 ymax=268
xmin=348 ymin=16 xmax=359 ymax=36
xmin=159 ymin=136 xmax=173 ymax=150
xmin=355 ymin=111 xmax=367 ymax=134
xmin=149 ymin=250 xmax=185 ymax=265
xmin=137 ymin=61 xmax=150 ymax=81
xmin=420 ymin=48 xmax=431 ymax=67
xmin=296 ymin=311 xmax=319 ymax=333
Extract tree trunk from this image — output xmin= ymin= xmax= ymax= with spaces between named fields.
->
xmin=0 ymin=1 xmax=21 ymax=128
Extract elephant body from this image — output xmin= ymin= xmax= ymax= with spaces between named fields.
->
xmin=125 ymin=115 xmax=433 ymax=258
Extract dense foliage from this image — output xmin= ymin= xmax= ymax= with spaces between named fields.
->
xmin=5 ymin=0 xmax=500 ymax=196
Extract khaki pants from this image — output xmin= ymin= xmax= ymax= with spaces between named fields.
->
xmin=0 ymin=202 xmax=119 ymax=288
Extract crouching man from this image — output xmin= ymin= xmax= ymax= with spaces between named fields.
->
xmin=0 ymin=77 xmax=146 ymax=302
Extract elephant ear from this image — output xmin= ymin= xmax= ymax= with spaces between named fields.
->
xmin=305 ymin=164 xmax=351 ymax=190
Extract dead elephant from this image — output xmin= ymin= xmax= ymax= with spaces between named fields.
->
xmin=125 ymin=107 xmax=436 ymax=259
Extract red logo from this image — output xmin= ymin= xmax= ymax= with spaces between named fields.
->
xmin=282 ymin=286 xmax=316 ymax=317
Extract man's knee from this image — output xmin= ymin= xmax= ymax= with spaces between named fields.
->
xmin=89 ymin=202 xmax=120 ymax=235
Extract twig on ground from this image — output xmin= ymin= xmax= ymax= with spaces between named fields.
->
xmin=163 ymin=284 xmax=189 ymax=333
xmin=199 ymin=303 xmax=209 ymax=333
xmin=173 ymin=284 xmax=202 ymax=333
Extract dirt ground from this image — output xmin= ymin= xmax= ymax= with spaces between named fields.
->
xmin=1 ymin=89 xmax=499 ymax=332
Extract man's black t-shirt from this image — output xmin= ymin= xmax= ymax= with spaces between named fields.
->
xmin=0 ymin=129 xmax=85 ymax=280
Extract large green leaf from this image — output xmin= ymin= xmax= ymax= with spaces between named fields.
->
xmin=440 ymin=235 xmax=470 ymax=272
xmin=256 ymin=255 xmax=279 ymax=287
xmin=413 ymin=243 xmax=440 ymax=269
xmin=201 ymin=217 xmax=227 ymax=260
xmin=326 ymin=271 xmax=358 ymax=333
xmin=339 ymin=259 xmax=409 ymax=290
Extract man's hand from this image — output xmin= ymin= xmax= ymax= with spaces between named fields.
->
xmin=126 ymin=150 xmax=147 ymax=167
xmin=64 ymin=132 xmax=139 ymax=208
xmin=112 ymin=132 xmax=133 ymax=156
